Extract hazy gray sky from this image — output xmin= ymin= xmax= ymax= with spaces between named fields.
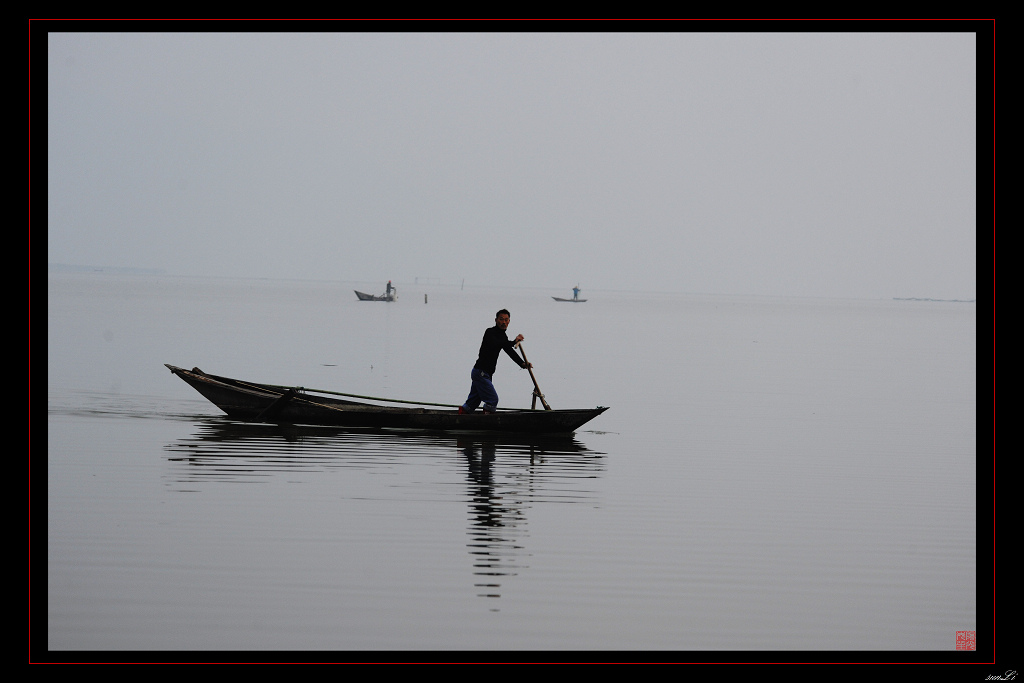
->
xmin=47 ymin=31 xmax=977 ymax=299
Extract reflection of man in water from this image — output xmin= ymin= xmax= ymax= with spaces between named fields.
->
xmin=461 ymin=439 xmax=512 ymax=599
xmin=572 ymin=284 xmax=580 ymax=301
xmin=462 ymin=441 xmax=497 ymax=489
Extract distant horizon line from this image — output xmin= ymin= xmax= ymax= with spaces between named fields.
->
xmin=45 ymin=263 xmax=977 ymax=303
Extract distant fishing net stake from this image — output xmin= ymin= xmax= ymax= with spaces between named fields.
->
xmin=515 ymin=341 xmax=551 ymax=410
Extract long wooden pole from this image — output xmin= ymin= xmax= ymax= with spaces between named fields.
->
xmin=515 ymin=342 xmax=551 ymax=410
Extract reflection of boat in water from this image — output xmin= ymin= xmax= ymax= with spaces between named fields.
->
xmin=164 ymin=419 xmax=605 ymax=606
xmin=164 ymin=419 xmax=604 ymax=488
xmin=166 ymin=364 xmax=609 ymax=435
xmin=168 ymin=418 xmax=599 ymax=451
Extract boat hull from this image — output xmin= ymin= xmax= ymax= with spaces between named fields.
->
xmin=552 ymin=297 xmax=587 ymax=302
xmin=166 ymin=365 xmax=607 ymax=435
xmin=355 ymin=290 xmax=396 ymax=301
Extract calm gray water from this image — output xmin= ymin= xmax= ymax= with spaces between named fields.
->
xmin=46 ymin=271 xmax=977 ymax=655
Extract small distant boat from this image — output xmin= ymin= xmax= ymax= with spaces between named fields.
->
xmin=166 ymin=365 xmax=608 ymax=435
xmin=355 ymin=282 xmax=397 ymax=301
xmin=553 ymin=285 xmax=586 ymax=302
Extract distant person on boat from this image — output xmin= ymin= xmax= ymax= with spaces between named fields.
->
xmin=459 ymin=309 xmax=532 ymax=415
xmin=573 ymin=285 xmax=581 ymax=301
xmin=386 ymin=280 xmax=393 ymax=298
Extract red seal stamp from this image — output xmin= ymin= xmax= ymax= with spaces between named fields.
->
xmin=956 ymin=630 xmax=976 ymax=650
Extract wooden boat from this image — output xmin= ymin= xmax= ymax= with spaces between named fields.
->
xmin=552 ymin=297 xmax=587 ymax=302
xmin=166 ymin=365 xmax=608 ymax=435
xmin=354 ymin=289 xmax=396 ymax=301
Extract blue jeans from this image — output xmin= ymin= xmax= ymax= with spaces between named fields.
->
xmin=462 ymin=367 xmax=499 ymax=412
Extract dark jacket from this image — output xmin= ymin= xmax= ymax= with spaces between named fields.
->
xmin=473 ymin=326 xmax=526 ymax=375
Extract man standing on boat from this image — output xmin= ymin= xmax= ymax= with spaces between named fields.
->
xmin=459 ymin=309 xmax=532 ymax=414
xmin=573 ymin=284 xmax=581 ymax=301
